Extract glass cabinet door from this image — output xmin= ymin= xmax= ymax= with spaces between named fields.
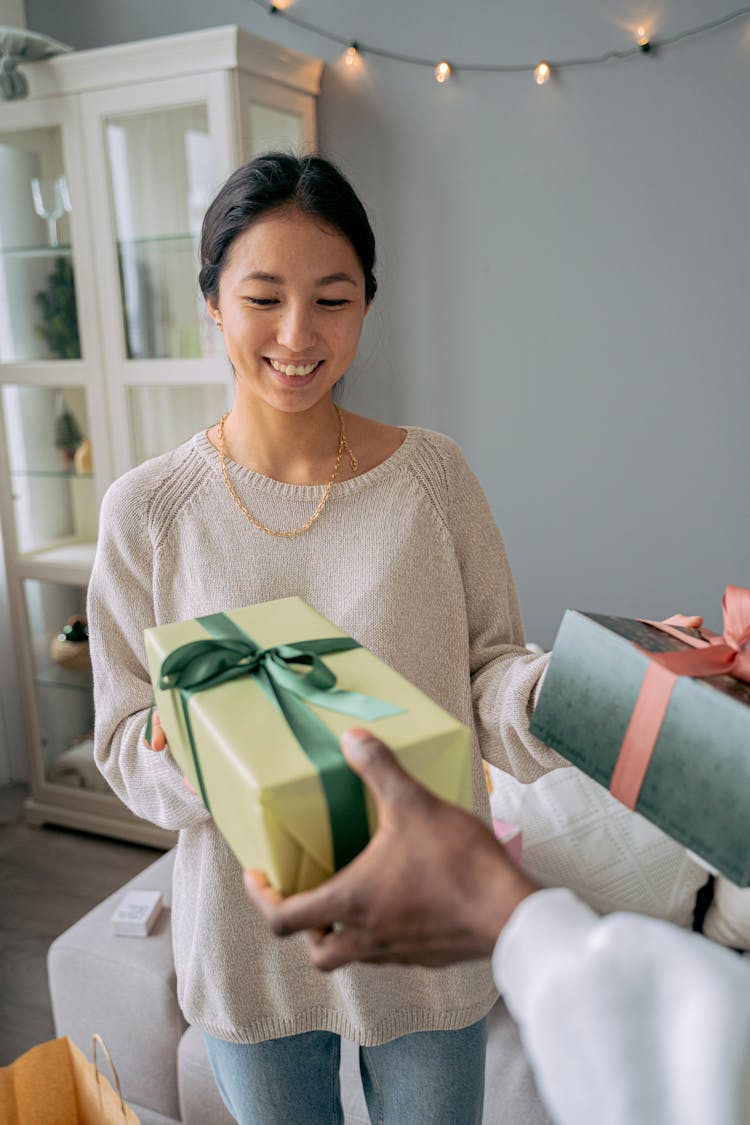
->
xmin=104 ymin=104 xmax=220 ymax=361
xmin=0 ymin=126 xmax=81 ymax=364
xmin=236 ymin=68 xmax=315 ymax=160
xmin=246 ymin=103 xmax=305 ymax=155
xmin=22 ymin=578 xmax=101 ymax=792
xmin=128 ymin=383 xmax=229 ymax=463
xmin=1 ymin=383 xmax=96 ymax=564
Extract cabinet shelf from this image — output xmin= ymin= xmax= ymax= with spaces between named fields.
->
xmin=0 ymin=244 xmax=73 ymax=260
xmin=35 ymin=676 xmax=92 ymax=695
xmin=20 ymin=540 xmax=97 ymax=568
xmin=118 ymin=234 xmax=195 ymax=248
xmin=12 ymin=469 xmax=94 ymax=479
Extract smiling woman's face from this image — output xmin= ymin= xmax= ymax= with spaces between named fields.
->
xmin=207 ymin=206 xmax=369 ymax=416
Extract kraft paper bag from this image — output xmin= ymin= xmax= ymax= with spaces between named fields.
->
xmin=0 ymin=1034 xmax=140 ymax=1124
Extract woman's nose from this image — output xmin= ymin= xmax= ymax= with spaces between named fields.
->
xmin=275 ymin=304 xmax=316 ymax=351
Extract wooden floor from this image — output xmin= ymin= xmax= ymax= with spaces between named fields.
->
xmin=0 ymin=783 xmax=163 ymax=1066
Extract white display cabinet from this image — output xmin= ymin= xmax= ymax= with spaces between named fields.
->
xmin=0 ymin=26 xmax=322 ymax=844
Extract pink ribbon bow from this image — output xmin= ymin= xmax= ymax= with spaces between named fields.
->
xmin=609 ymin=585 xmax=750 ymax=809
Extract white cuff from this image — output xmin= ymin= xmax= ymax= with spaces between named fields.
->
xmin=493 ymin=887 xmax=599 ymax=1019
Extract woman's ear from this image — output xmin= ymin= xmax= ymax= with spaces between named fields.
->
xmin=206 ymin=298 xmax=223 ymax=331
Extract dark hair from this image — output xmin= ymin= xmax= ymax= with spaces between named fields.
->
xmin=199 ymin=152 xmax=377 ymax=304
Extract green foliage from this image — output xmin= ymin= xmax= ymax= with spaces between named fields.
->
xmin=55 ymin=406 xmax=83 ymax=455
xmin=34 ymin=256 xmax=81 ymax=360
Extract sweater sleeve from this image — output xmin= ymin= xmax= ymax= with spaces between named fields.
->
xmin=494 ymin=888 xmax=750 ymax=1125
xmin=87 ymin=474 xmax=211 ymax=831
xmin=438 ymin=437 xmax=568 ymax=781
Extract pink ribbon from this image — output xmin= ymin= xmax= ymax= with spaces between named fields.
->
xmin=609 ymin=585 xmax=750 ymax=809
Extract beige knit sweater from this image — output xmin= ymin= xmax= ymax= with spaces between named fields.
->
xmin=88 ymin=426 xmax=565 ymax=1045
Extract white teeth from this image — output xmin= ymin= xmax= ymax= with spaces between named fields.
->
xmin=270 ymin=360 xmax=320 ymax=377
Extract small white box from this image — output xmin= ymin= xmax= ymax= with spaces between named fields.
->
xmin=111 ymin=889 xmax=163 ymax=937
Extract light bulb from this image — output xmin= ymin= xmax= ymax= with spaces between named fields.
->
xmin=534 ymin=62 xmax=551 ymax=85
xmin=435 ymin=61 xmax=451 ymax=83
xmin=636 ymin=26 xmax=651 ymax=51
xmin=344 ymin=44 xmax=359 ymax=67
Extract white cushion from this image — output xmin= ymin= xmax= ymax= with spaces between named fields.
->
xmin=488 ymin=763 xmax=709 ymax=926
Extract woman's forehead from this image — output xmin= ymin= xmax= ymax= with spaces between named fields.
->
xmin=225 ymin=207 xmax=361 ymax=276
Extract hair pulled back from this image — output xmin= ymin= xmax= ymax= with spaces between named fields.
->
xmin=199 ymin=152 xmax=377 ymax=304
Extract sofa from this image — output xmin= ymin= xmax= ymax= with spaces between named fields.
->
xmin=48 ymin=847 xmax=552 ymax=1125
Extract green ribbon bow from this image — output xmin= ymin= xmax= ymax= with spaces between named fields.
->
xmin=153 ymin=612 xmax=404 ymax=871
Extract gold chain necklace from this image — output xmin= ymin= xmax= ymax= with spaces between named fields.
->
xmin=216 ymin=406 xmax=358 ymax=538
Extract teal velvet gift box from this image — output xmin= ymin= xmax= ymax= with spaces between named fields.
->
xmin=530 ymin=603 xmax=750 ymax=886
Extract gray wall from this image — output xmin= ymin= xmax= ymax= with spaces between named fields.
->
xmin=23 ymin=0 xmax=750 ymax=645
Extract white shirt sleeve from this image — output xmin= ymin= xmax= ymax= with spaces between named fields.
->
xmin=493 ymin=887 xmax=750 ymax=1125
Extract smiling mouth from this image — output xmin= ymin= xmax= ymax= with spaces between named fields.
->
xmin=268 ymin=359 xmax=322 ymax=377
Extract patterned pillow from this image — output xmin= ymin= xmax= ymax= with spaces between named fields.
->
xmin=0 ymin=27 xmax=72 ymax=99
xmin=488 ymin=761 xmax=710 ymax=928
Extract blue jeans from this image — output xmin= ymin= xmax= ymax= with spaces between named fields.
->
xmin=204 ymin=1016 xmax=489 ymax=1125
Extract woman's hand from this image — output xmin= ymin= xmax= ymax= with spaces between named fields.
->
xmin=144 ymin=708 xmax=197 ymax=795
xmin=144 ymin=708 xmax=167 ymax=751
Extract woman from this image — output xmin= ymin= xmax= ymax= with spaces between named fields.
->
xmin=87 ymin=152 xmax=566 ymax=1124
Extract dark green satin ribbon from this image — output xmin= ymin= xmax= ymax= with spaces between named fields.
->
xmin=155 ymin=612 xmax=404 ymax=871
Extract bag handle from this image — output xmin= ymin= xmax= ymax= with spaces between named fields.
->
xmin=91 ymin=1034 xmax=129 ymax=1119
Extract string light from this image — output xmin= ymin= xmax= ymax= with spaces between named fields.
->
xmin=534 ymin=61 xmax=551 ymax=85
xmin=248 ymin=0 xmax=750 ymax=81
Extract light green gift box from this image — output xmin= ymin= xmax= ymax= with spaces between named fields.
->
xmin=145 ymin=597 xmax=472 ymax=893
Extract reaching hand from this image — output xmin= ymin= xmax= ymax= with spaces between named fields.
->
xmin=243 ymin=729 xmax=538 ymax=970
xmin=661 ymin=614 xmax=703 ymax=630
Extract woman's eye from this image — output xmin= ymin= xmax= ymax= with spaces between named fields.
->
xmin=243 ymin=296 xmax=349 ymax=309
